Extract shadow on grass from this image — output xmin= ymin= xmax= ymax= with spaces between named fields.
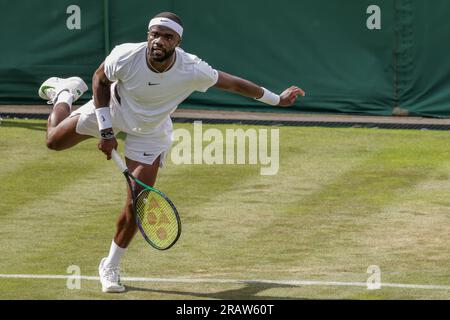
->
xmin=1 ymin=120 xmax=127 ymax=141
xmin=1 ymin=120 xmax=47 ymax=132
xmin=125 ymin=282 xmax=304 ymax=300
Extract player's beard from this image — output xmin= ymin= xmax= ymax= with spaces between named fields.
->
xmin=150 ymin=47 xmax=176 ymax=63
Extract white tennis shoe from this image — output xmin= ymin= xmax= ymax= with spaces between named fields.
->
xmin=38 ymin=76 xmax=88 ymax=105
xmin=98 ymin=257 xmax=126 ymax=293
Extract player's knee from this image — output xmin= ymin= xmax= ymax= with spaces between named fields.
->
xmin=46 ymin=138 xmax=57 ymax=150
xmin=46 ymin=137 xmax=62 ymax=151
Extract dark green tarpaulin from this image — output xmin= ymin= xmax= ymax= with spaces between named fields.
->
xmin=0 ymin=0 xmax=449 ymax=117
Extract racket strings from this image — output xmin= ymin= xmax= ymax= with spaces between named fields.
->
xmin=135 ymin=189 xmax=179 ymax=249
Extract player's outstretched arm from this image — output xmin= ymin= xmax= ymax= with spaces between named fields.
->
xmin=92 ymin=62 xmax=117 ymax=160
xmin=214 ymin=71 xmax=305 ymax=107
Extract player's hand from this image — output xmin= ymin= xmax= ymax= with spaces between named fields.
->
xmin=98 ymin=137 xmax=118 ymax=160
xmin=278 ymin=86 xmax=305 ymax=107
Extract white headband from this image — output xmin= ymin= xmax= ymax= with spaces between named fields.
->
xmin=148 ymin=17 xmax=183 ymax=37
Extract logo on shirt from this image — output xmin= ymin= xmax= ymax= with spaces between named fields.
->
xmin=148 ymin=82 xmax=161 ymax=86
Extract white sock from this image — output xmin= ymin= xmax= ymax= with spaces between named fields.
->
xmin=105 ymin=240 xmax=126 ymax=267
xmin=54 ymin=90 xmax=74 ymax=108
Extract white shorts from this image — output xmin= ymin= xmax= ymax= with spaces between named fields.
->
xmin=70 ymin=85 xmax=172 ymax=167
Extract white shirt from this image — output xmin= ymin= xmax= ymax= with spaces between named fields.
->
xmin=104 ymin=42 xmax=219 ymax=137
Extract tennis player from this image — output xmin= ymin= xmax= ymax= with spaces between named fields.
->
xmin=38 ymin=12 xmax=305 ymax=293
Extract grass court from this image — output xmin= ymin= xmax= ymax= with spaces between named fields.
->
xmin=0 ymin=119 xmax=449 ymax=299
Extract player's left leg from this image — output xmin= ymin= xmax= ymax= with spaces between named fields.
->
xmin=98 ymin=155 xmax=162 ymax=293
xmin=39 ymin=77 xmax=91 ymax=150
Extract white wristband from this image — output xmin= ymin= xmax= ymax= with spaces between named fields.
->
xmin=95 ymin=107 xmax=113 ymax=131
xmin=256 ymin=87 xmax=280 ymax=106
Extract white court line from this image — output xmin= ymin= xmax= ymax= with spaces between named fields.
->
xmin=0 ymin=274 xmax=449 ymax=291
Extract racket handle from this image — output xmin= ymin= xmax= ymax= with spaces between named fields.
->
xmin=111 ymin=149 xmax=128 ymax=173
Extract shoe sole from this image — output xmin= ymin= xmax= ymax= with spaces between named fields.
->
xmin=102 ymin=286 xmax=126 ymax=293
xmin=38 ymin=77 xmax=60 ymax=100
xmin=38 ymin=76 xmax=88 ymax=101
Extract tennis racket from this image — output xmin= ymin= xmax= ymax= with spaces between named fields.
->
xmin=111 ymin=149 xmax=181 ymax=250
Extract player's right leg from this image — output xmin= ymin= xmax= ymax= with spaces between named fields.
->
xmin=39 ymin=77 xmax=92 ymax=150
xmin=98 ymin=130 xmax=171 ymax=293
xmin=98 ymin=156 xmax=161 ymax=293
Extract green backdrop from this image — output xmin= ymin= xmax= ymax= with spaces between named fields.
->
xmin=1 ymin=0 xmax=449 ymax=117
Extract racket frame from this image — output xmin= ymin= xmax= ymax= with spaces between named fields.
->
xmin=112 ymin=150 xmax=181 ymax=250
